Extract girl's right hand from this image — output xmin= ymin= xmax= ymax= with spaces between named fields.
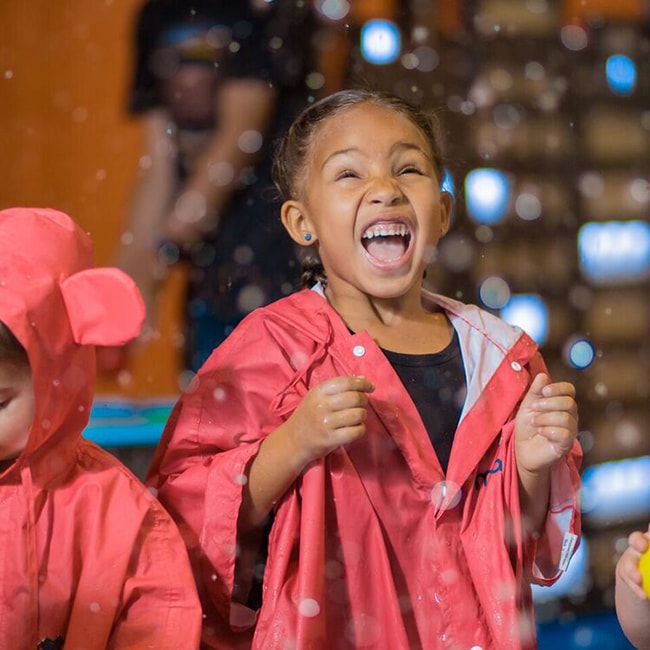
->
xmin=617 ymin=524 xmax=650 ymax=600
xmin=285 ymin=375 xmax=375 ymax=465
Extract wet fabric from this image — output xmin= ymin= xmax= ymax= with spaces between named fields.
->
xmin=0 ymin=208 xmax=201 ymax=649
xmin=148 ymin=287 xmax=582 ymax=650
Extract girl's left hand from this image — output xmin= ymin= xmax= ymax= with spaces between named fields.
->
xmin=617 ymin=527 xmax=650 ymax=600
xmin=514 ymin=373 xmax=578 ymax=474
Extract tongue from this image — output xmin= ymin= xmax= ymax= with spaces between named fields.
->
xmin=365 ymin=235 xmax=406 ymax=262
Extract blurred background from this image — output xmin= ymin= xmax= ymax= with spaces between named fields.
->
xmin=1 ymin=1 xmax=649 ymax=647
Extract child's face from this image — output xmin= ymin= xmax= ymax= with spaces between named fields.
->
xmin=0 ymin=360 xmax=35 ymax=463
xmin=286 ymin=102 xmax=451 ymax=302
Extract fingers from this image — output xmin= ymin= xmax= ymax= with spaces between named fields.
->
xmin=527 ymin=372 xmax=551 ymax=398
xmin=541 ymin=380 xmax=576 ymax=399
xmin=292 ymin=376 xmax=375 ymax=457
xmin=515 ymin=373 xmax=579 ymax=465
xmin=316 ymin=376 xmax=373 ymax=433
xmin=529 ymin=375 xmax=578 ymax=425
xmin=319 ymin=375 xmax=375 ymax=396
xmin=618 ymin=548 xmax=648 ymax=599
xmin=629 ymin=531 xmax=650 ymax=554
xmin=323 ymin=407 xmax=369 ymax=433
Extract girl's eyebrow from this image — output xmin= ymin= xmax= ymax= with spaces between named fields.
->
xmin=321 ymin=141 xmax=427 ymax=169
xmin=390 ymin=141 xmax=429 ymax=156
xmin=321 ymin=147 xmax=358 ymax=169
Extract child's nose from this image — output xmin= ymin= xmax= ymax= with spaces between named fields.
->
xmin=367 ymin=176 xmax=402 ymax=205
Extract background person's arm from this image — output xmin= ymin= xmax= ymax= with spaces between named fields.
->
xmin=162 ymin=79 xmax=278 ymax=246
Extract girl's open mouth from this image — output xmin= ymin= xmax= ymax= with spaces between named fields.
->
xmin=361 ymin=222 xmax=412 ymax=264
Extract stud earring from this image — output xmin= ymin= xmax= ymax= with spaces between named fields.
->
xmin=304 ymin=233 xmax=312 ymax=242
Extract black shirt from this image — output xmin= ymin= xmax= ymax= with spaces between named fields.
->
xmin=381 ymin=330 xmax=467 ymax=475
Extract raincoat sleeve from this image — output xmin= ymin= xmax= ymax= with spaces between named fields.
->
xmin=146 ymin=317 xmax=294 ymax=629
xmin=518 ymin=353 xmax=583 ymax=585
xmin=108 ymin=503 xmax=203 ymax=649
xmin=529 ymin=445 xmax=582 ymax=584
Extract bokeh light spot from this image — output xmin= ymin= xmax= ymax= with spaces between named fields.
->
xmin=500 ymin=294 xmax=548 ymax=346
xmin=360 ymin=19 xmax=401 ymax=65
xmin=606 ymin=54 xmax=636 ymax=96
xmin=465 ymin=168 xmax=510 ymax=225
xmin=479 ymin=276 xmax=511 ymax=310
xmin=564 ymin=338 xmax=595 ymax=370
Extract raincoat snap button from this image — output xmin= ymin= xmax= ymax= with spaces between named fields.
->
xmin=352 ymin=345 xmax=366 ymax=357
xmin=510 ymin=361 xmax=522 ymax=371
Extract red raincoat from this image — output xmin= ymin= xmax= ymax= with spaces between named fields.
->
xmin=148 ymin=286 xmax=582 ymax=650
xmin=0 ymin=208 xmax=201 ymax=649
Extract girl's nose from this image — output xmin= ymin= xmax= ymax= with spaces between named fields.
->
xmin=367 ymin=176 xmax=403 ymax=205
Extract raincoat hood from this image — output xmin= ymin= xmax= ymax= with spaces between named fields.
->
xmin=0 ymin=207 xmax=144 ymax=468
xmin=0 ymin=209 xmax=202 ymax=650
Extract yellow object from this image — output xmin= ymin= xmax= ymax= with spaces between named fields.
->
xmin=640 ymin=547 xmax=650 ymax=598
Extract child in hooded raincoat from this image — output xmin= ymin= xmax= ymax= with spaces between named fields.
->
xmin=615 ymin=522 xmax=650 ymax=649
xmin=147 ymin=89 xmax=583 ymax=650
xmin=0 ymin=207 xmax=201 ymax=649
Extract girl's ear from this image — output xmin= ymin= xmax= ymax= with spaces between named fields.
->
xmin=280 ymin=200 xmax=317 ymax=246
xmin=439 ymin=191 xmax=453 ymax=237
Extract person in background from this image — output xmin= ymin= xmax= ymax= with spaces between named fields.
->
xmin=147 ymin=89 xmax=582 ymax=649
xmin=114 ymin=0 xmax=323 ymax=373
xmin=0 ymin=207 xmax=201 ymax=649
xmin=615 ymin=522 xmax=650 ymax=650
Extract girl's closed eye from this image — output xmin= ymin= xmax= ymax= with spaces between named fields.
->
xmin=398 ymin=165 xmax=424 ymax=176
xmin=335 ymin=169 xmax=360 ymax=180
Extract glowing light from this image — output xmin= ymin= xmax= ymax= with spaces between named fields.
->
xmin=441 ymin=169 xmax=454 ymax=196
xmin=560 ymin=24 xmax=588 ymax=51
xmin=578 ymin=220 xmax=650 ymax=285
xmin=317 ymin=0 xmax=350 ymax=21
xmin=479 ymin=276 xmax=511 ymax=310
xmin=581 ymin=456 xmax=650 ymax=526
xmin=464 ymin=168 xmax=510 ymax=225
xmin=500 ymin=294 xmax=548 ymax=346
xmin=606 ymin=54 xmax=636 ymax=96
xmin=441 ymin=169 xmax=455 ymax=223
xmin=564 ymin=338 xmax=595 ymax=370
xmin=360 ymin=19 xmax=401 ymax=65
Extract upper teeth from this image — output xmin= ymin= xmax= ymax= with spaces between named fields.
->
xmin=362 ymin=224 xmax=408 ymax=239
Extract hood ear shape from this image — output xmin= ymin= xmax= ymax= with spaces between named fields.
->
xmin=60 ymin=268 xmax=146 ymax=346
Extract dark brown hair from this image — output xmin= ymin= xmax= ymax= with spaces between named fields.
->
xmin=272 ymin=88 xmax=447 ymax=288
xmin=0 ymin=322 xmax=29 ymax=366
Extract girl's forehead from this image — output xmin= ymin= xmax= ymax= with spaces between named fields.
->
xmin=313 ymin=103 xmax=429 ymax=154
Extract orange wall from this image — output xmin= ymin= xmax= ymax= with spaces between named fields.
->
xmin=0 ymin=0 xmax=183 ymax=398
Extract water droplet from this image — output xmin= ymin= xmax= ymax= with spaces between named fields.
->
xmin=297 ymin=598 xmax=320 ymax=618
xmin=237 ymin=284 xmax=265 ymax=313
xmin=233 ymin=473 xmax=248 ymax=486
xmin=209 ymin=161 xmax=235 ymax=186
xmin=430 ymin=481 xmax=462 ymax=511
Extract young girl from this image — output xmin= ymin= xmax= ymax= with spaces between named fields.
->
xmin=147 ymin=89 xmax=582 ymax=650
xmin=615 ymin=522 xmax=650 ymax=649
xmin=0 ymin=207 xmax=201 ymax=649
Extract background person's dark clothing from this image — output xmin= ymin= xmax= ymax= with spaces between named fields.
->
xmin=129 ymin=0 xmax=316 ymax=370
